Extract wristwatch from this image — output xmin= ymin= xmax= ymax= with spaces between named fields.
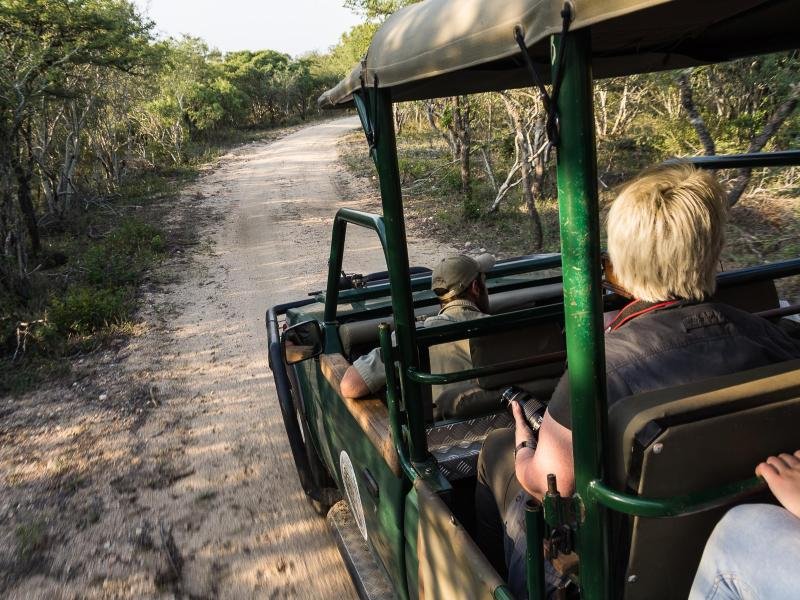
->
xmin=515 ymin=440 xmax=536 ymax=457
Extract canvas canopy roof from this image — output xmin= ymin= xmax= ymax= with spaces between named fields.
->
xmin=320 ymin=0 xmax=798 ymax=108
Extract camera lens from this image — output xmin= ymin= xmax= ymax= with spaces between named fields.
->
xmin=502 ymin=386 xmax=547 ymax=432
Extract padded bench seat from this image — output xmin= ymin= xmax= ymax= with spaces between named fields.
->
xmin=608 ymin=358 xmax=800 ymax=600
xmin=338 ymin=281 xmax=564 ymax=359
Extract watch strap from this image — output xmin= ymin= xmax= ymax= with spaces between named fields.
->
xmin=515 ymin=439 xmax=536 ymax=457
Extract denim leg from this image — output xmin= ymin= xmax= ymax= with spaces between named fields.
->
xmin=689 ymin=504 xmax=800 ymax=600
xmin=504 ymin=490 xmax=530 ymax=599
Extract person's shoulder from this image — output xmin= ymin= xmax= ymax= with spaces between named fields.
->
xmin=423 ymin=313 xmax=452 ymax=327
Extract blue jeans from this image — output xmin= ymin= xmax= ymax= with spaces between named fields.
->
xmin=689 ymin=504 xmax=800 ymax=600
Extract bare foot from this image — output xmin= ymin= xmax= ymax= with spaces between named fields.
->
xmin=755 ymin=450 xmax=800 ymax=519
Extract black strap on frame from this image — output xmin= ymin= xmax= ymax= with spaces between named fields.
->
xmin=513 ymin=1 xmax=574 ymax=148
xmin=358 ymin=68 xmax=381 ymax=154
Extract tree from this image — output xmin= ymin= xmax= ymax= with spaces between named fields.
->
xmin=343 ymin=0 xmax=418 ymax=20
xmin=323 ymin=23 xmax=379 ymax=78
xmin=674 ymin=55 xmax=799 ymax=206
xmin=0 ymin=0 xmax=153 ymax=264
xmin=425 ymin=97 xmax=476 ymax=217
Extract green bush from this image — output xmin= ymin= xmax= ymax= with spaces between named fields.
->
xmin=49 ymin=286 xmax=130 ymax=336
xmin=85 ymin=219 xmax=165 ymax=286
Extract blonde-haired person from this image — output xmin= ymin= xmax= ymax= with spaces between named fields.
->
xmin=475 ymin=165 xmax=800 ymax=598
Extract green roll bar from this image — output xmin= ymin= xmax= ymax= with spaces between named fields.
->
xmin=323 ymin=207 xmax=388 ymax=326
xmin=379 ymin=322 xmax=417 ymax=481
xmin=587 ymin=476 xmax=767 ymax=519
xmin=329 ymin=253 xmax=562 ymax=304
xmin=552 ymin=28 xmax=611 ymax=600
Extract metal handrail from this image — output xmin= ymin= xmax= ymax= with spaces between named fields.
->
xmin=330 ymin=253 xmax=563 ymax=304
xmin=415 ymin=303 xmax=565 ymax=347
xmin=408 ymin=350 xmax=566 ymax=385
xmin=379 ymin=323 xmax=416 ymax=481
xmin=323 ymin=208 xmax=388 ymax=323
xmin=587 ymin=476 xmax=767 ymax=518
xmin=671 ymin=150 xmax=800 ymax=170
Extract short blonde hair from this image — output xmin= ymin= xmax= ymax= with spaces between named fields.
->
xmin=607 ymin=164 xmax=727 ymax=302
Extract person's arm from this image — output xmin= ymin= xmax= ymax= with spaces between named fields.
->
xmin=340 ymin=347 xmax=386 ymax=398
xmin=341 ymin=366 xmax=372 ymax=398
xmin=512 ymin=403 xmax=574 ymax=501
xmin=755 ymin=450 xmax=800 ymax=519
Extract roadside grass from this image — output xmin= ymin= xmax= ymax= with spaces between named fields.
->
xmin=1 ymin=124 xmax=301 ymax=396
xmin=340 ymin=127 xmax=800 ymax=302
xmin=15 ymin=518 xmax=48 ymax=565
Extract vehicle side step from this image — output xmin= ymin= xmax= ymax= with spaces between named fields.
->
xmin=327 ymin=501 xmax=395 ymax=600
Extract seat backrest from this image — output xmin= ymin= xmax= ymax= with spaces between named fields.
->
xmin=712 ymin=277 xmax=779 ymax=313
xmin=471 ymin=320 xmax=566 ymax=394
xmin=337 ymin=281 xmax=564 ymax=360
xmin=607 ymin=359 xmax=800 ymax=600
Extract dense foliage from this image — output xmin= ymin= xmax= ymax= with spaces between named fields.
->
xmin=382 ymin=57 xmax=799 ymax=252
xmin=2 ymin=0 xmax=797 ymax=392
xmin=0 ymin=0 xmax=345 ymax=389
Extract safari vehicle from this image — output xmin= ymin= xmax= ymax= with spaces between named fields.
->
xmin=266 ymin=1 xmax=800 ymax=598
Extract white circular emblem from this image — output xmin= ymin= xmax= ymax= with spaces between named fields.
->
xmin=339 ymin=450 xmax=367 ymax=541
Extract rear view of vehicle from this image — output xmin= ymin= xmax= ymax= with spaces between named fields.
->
xmin=266 ymin=1 xmax=800 ymax=599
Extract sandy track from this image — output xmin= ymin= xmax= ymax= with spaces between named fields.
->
xmin=137 ymin=116 xmax=449 ymax=597
xmin=1 ymin=116 xmax=450 ymax=599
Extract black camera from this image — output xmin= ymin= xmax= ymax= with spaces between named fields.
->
xmin=501 ymin=386 xmax=547 ymax=433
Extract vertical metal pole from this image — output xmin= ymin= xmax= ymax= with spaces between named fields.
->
xmin=323 ymin=218 xmax=346 ymax=325
xmin=525 ymin=501 xmax=546 ymax=600
xmin=371 ymin=87 xmax=428 ymax=464
xmin=379 ymin=323 xmax=416 ymax=480
xmin=553 ymin=29 xmax=610 ymax=599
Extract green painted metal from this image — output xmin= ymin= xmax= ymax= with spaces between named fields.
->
xmin=323 ymin=208 xmax=388 ymax=326
xmin=415 ymin=304 xmax=565 ymax=347
xmin=493 ymin=585 xmax=516 ymax=600
xmin=525 ymin=501 xmax=547 ymax=600
xmin=370 ymin=86 xmax=430 ymax=465
xmin=353 ymin=92 xmax=375 ymax=153
xmin=552 ymin=29 xmax=611 ymax=599
xmin=319 ymin=373 xmax=409 ymax=597
xmin=329 ymin=253 xmax=562 ymax=304
xmin=716 ymin=257 xmax=800 ymax=287
xmin=379 ymin=323 xmax=417 ymax=481
xmin=408 ymin=350 xmax=565 ymax=385
xmin=588 ymin=476 xmax=767 ymax=518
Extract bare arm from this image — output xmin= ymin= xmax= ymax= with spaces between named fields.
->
xmin=340 ymin=366 xmax=372 ymax=398
xmin=512 ymin=403 xmax=574 ymax=501
xmin=755 ymin=450 xmax=800 ymax=519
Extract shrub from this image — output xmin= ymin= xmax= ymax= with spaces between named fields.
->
xmin=49 ymin=286 xmax=130 ymax=336
xmin=15 ymin=519 xmax=48 ymax=563
xmin=85 ymin=219 xmax=165 ymax=286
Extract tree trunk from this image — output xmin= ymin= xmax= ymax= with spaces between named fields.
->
xmin=677 ymin=71 xmax=716 ymax=156
xmin=500 ymin=93 xmax=543 ymax=249
xmin=479 ymin=147 xmax=497 ymax=193
xmin=452 ymin=96 xmax=474 ymax=215
xmin=727 ymin=84 xmax=799 ymax=206
xmin=12 ymin=151 xmax=40 ymax=257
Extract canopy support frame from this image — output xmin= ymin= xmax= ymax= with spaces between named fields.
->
xmin=551 ymin=27 xmax=612 ymax=600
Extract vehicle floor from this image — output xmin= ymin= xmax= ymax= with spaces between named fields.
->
xmin=0 ymin=116 xmax=453 ymax=598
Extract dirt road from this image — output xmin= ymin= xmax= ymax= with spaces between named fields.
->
xmin=1 ymin=116 xmax=450 ymax=599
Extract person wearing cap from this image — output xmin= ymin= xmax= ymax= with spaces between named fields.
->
xmin=340 ymin=253 xmax=495 ymax=418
